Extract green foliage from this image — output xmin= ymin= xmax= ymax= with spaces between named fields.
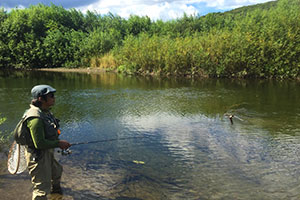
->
xmin=84 ymin=28 xmax=121 ymax=57
xmin=0 ymin=7 xmax=7 ymax=23
xmin=43 ymin=29 xmax=71 ymax=67
xmin=0 ymin=4 xmax=86 ymax=68
xmin=126 ymin=15 xmax=152 ymax=36
xmin=0 ymin=0 xmax=299 ymax=78
xmin=115 ymin=33 xmax=207 ymax=76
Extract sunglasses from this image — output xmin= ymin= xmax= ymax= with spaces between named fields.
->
xmin=48 ymin=93 xmax=55 ymax=98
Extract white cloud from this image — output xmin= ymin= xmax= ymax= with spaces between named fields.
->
xmin=206 ymin=0 xmax=274 ymax=10
xmin=1 ymin=0 xmax=275 ymax=21
xmin=76 ymin=0 xmax=199 ymax=21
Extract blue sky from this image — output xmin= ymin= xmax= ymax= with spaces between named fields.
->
xmin=1 ymin=0 xmax=275 ymax=21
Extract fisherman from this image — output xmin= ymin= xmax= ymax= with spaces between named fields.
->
xmin=24 ymin=85 xmax=71 ymax=200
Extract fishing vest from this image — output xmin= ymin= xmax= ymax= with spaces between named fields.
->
xmin=14 ymin=104 xmax=60 ymax=146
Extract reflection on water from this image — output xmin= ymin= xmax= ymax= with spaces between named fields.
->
xmin=0 ymin=70 xmax=300 ymax=200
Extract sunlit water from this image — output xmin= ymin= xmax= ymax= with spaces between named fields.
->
xmin=0 ymin=70 xmax=300 ymax=200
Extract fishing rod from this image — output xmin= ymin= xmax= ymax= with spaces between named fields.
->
xmin=71 ymin=136 xmax=144 ymax=146
xmin=59 ymin=136 xmax=146 ymax=155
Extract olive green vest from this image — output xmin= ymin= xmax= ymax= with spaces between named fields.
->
xmin=24 ymin=104 xmax=60 ymax=144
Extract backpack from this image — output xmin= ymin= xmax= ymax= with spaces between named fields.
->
xmin=13 ymin=115 xmax=32 ymax=145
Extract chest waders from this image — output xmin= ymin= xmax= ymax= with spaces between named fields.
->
xmin=24 ymin=105 xmax=63 ymax=200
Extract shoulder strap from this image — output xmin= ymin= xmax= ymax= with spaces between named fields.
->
xmin=13 ymin=105 xmax=41 ymax=145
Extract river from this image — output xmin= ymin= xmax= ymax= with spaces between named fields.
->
xmin=0 ymin=70 xmax=300 ymax=200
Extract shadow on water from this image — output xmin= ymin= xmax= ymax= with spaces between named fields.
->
xmin=1 ymin=70 xmax=300 ymax=199
xmin=56 ymin=188 xmax=111 ymax=200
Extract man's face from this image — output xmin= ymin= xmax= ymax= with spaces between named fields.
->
xmin=39 ymin=92 xmax=55 ymax=109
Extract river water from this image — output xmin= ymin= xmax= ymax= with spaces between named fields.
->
xmin=0 ymin=70 xmax=300 ymax=200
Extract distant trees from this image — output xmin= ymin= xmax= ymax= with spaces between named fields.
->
xmin=0 ymin=0 xmax=299 ymax=78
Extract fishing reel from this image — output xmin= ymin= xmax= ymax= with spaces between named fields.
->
xmin=58 ymin=148 xmax=72 ymax=155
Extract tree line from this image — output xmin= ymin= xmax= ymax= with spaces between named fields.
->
xmin=0 ymin=0 xmax=299 ymax=78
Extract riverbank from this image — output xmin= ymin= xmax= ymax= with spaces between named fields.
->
xmin=35 ymin=67 xmax=109 ymax=74
xmin=34 ymin=67 xmax=300 ymax=80
xmin=34 ymin=67 xmax=206 ymax=79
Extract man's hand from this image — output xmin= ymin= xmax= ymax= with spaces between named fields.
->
xmin=58 ymin=140 xmax=71 ymax=150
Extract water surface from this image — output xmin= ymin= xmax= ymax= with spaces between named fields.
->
xmin=0 ymin=70 xmax=300 ymax=200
